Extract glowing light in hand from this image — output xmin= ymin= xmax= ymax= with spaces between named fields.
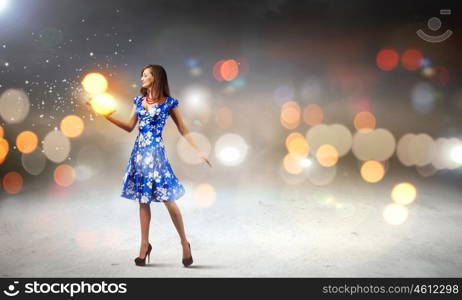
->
xmin=90 ymin=93 xmax=116 ymax=115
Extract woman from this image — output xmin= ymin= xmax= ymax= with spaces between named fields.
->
xmin=87 ymin=64 xmax=212 ymax=267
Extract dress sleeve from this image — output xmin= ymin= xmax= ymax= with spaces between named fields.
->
xmin=171 ymin=97 xmax=179 ymax=109
xmin=133 ymin=96 xmax=138 ymax=105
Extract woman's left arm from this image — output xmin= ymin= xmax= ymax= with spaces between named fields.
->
xmin=170 ymin=107 xmax=212 ymax=168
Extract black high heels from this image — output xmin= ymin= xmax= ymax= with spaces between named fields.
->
xmin=182 ymin=242 xmax=193 ymax=267
xmin=134 ymin=243 xmax=152 ymax=266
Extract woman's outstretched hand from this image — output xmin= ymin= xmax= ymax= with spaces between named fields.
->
xmin=84 ymin=99 xmax=116 ymax=117
xmin=103 ymin=109 xmax=116 ymax=118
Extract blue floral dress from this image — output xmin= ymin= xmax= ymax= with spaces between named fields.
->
xmin=120 ymin=95 xmax=186 ymax=204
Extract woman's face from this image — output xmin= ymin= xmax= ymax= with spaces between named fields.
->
xmin=141 ymin=68 xmax=154 ymax=89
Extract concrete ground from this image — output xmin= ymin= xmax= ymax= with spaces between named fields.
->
xmin=1 ymin=159 xmax=461 ymax=278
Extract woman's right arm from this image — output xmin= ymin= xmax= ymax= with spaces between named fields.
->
xmin=104 ymin=104 xmax=138 ymax=133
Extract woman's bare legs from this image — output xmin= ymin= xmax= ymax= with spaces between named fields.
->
xmin=163 ymin=201 xmax=191 ymax=259
xmin=138 ymin=203 xmax=151 ymax=258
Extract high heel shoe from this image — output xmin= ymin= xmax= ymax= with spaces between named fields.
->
xmin=182 ymin=242 xmax=193 ymax=267
xmin=134 ymin=243 xmax=152 ymax=266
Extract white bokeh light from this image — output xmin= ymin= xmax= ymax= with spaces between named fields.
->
xmin=383 ymin=203 xmax=409 ymax=225
xmin=0 ymin=0 xmax=8 ymax=11
xmin=214 ymin=133 xmax=249 ymax=166
xmin=43 ymin=130 xmax=71 ymax=163
xmin=0 ymin=88 xmax=30 ymax=124
xmin=300 ymin=158 xmax=312 ymax=167
xmin=181 ymin=85 xmax=211 ymax=110
xmin=450 ymin=145 xmax=462 ymax=164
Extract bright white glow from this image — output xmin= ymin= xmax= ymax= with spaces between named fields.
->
xmin=383 ymin=203 xmax=408 ymax=225
xmin=0 ymin=0 xmax=8 ymax=11
xmin=450 ymin=145 xmax=462 ymax=164
xmin=300 ymin=158 xmax=312 ymax=167
xmin=214 ymin=133 xmax=248 ymax=166
xmin=181 ymin=85 xmax=211 ymax=110
xmin=218 ymin=147 xmax=240 ymax=164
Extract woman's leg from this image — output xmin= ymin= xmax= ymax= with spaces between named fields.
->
xmin=163 ymin=201 xmax=191 ymax=259
xmin=139 ymin=203 xmax=151 ymax=257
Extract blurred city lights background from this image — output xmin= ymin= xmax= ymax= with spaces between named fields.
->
xmin=0 ymin=0 xmax=461 ymax=276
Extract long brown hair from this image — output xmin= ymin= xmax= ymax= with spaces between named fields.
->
xmin=140 ymin=64 xmax=171 ymax=100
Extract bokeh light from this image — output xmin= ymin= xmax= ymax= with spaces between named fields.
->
xmin=90 ymin=93 xmax=117 ymax=115
xmin=0 ymin=137 xmax=9 ymax=164
xmin=286 ymin=133 xmax=309 ymax=159
xmin=43 ymin=130 xmax=71 ymax=163
xmin=285 ymin=132 xmax=304 ymax=149
xmin=280 ymin=101 xmax=301 ymax=130
xmin=432 ymin=138 xmax=462 ymax=170
xmin=360 ymin=160 xmax=385 ymax=183
xmin=401 ymin=49 xmax=423 ymax=71
xmin=450 ymin=145 xmax=462 ymax=164
xmin=283 ymin=153 xmax=304 ymax=175
xmin=16 ymin=130 xmax=38 ymax=154
xmin=0 ymin=0 xmax=8 ymax=11
xmin=391 ymin=182 xmax=417 ymax=205
xmin=316 ymin=144 xmax=338 ymax=167
xmin=60 ymin=114 xmax=85 ymax=138
xmin=214 ymin=133 xmax=248 ymax=166
xmin=54 ymin=164 xmax=76 ymax=187
xmin=180 ymin=85 xmax=212 ymax=126
xmin=410 ymin=134 xmax=435 ymax=166
xmin=21 ymin=147 xmax=47 ymax=175
xmin=220 ymin=59 xmax=239 ymax=81
xmin=303 ymin=104 xmax=323 ymax=126
xmin=306 ymin=124 xmax=352 ymax=157
xmin=212 ymin=59 xmax=226 ymax=81
xmin=280 ymin=159 xmax=306 ymax=184
xmin=81 ymin=72 xmax=108 ymax=94
xmin=376 ymin=48 xmax=399 ymax=71
xmin=2 ymin=171 xmax=23 ymax=194
xmin=422 ymin=67 xmax=435 ymax=78
xmin=352 ymin=128 xmax=395 ymax=161
xmin=397 ymin=133 xmax=435 ymax=167
xmin=383 ymin=203 xmax=408 ymax=225
xmin=396 ymin=133 xmax=416 ymax=166
xmin=354 ymin=111 xmax=376 ymax=132
xmin=0 ymin=88 xmax=30 ymax=124
xmin=193 ymin=183 xmax=216 ymax=208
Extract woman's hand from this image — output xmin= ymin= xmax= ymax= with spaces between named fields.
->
xmin=84 ymin=98 xmax=116 ymax=118
xmin=103 ymin=109 xmax=116 ymax=118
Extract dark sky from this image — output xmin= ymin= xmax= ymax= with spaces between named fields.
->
xmin=1 ymin=0 xmax=460 ymax=80
xmin=0 ymin=0 xmax=460 ymax=117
